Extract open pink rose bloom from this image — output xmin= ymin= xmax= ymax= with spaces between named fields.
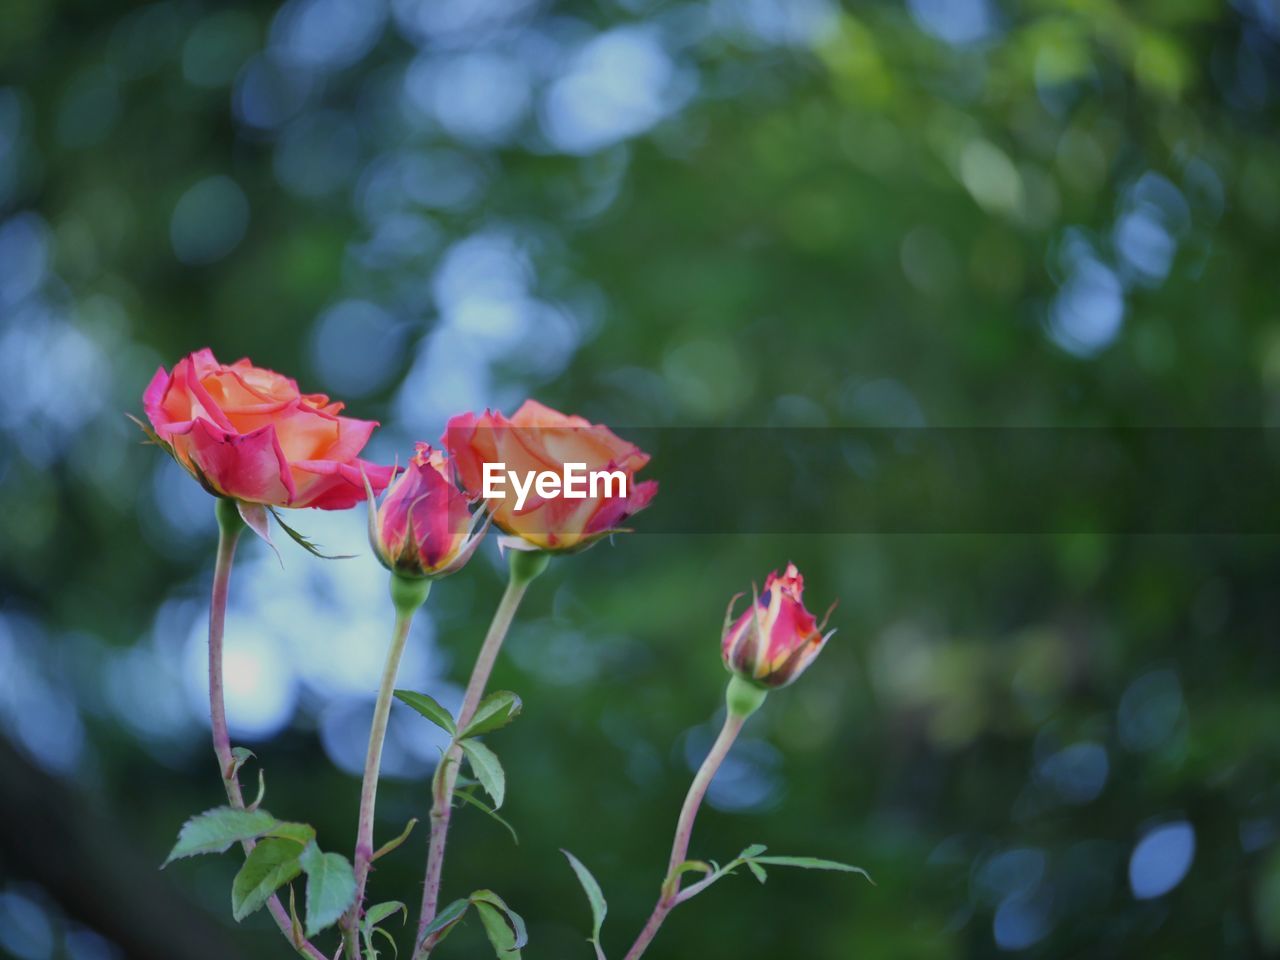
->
xmin=143 ymin=347 xmax=394 ymax=509
xmin=445 ymin=399 xmax=658 ymax=552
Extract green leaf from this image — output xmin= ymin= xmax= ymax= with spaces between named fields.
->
xmin=455 ymin=788 xmax=519 ymax=845
xmin=373 ymin=818 xmax=418 ymax=861
xmin=561 ymin=850 xmax=607 ymax=956
xmin=289 ymin=884 xmax=305 ymax=946
xmin=370 ymin=926 xmax=398 ymax=959
xmin=662 ymin=859 xmax=714 ymax=900
xmin=299 ymin=843 xmax=356 ymax=937
xmin=460 ymin=740 xmax=506 ymax=809
xmin=459 ymin=691 xmax=523 ymax=738
xmin=395 ymin=690 xmax=456 ymax=736
xmin=363 ymin=901 xmax=407 ymax=929
xmin=738 ymin=843 xmax=767 ymax=859
xmin=163 ymin=807 xmax=278 ymax=865
xmin=746 ymin=860 xmax=768 ymax=884
xmin=249 ymin=767 xmax=267 ymax=810
xmin=361 ymin=901 xmax=407 ymax=960
xmin=470 ymin=890 xmax=526 ymax=956
xmin=229 ymin=746 xmax=256 ymax=780
xmin=419 ymin=898 xmax=470 ymax=947
xmin=671 ymin=860 xmax=713 ymax=880
xmin=748 ymin=856 xmax=872 ymax=882
xmin=269 ymin=507 xmax=356 ymax=560
xmin=266 ymin=821 xmax=317 ymax=847
xmin=232 ymin=839 xmax=303 ymax=921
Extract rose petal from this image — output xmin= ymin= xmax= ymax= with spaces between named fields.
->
xmin=186 ymin=418 xmax=296 ymax=506
xmin=292 ymin=458 xmax=394 ymax=510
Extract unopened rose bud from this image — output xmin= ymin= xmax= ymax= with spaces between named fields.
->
xmin=367 ymin=443 xmax=487 ymax=579
xmin=721 ymin=563 xmax=835 ymax=689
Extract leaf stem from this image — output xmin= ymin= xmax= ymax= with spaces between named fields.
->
xmin=414 ymin=550 xmax=546 ymax=956
xmin=209 ymin=498 xmax=329 ymax=960
xmin=621 ymin=682 xmax=761 ymax=960
xmin=342 ymin=576 xmax=431 ymax=959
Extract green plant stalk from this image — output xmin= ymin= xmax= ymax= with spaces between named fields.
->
xmin=621 ymin=676 xmax=767 ymax=960
xmin=342 ymin=575 xmax=432 ymax=959
xmin=414 ymin=549 xmax=548 ymax=957
xmin=210 ymin=498 xmax=328 ymax=960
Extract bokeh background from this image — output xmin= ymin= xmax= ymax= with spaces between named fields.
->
xmin=3 ymin=0 xmax=1280 ymax=957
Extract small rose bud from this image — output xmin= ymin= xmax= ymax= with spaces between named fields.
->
xmin=722 ymin=563 xmax=835 ymax=689
xmin=367 ymin=443 xmax=487 ymax=579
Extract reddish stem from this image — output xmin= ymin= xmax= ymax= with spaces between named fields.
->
xmin=209 ymin=500 xmax=328 ymax=960
xmin=342 ymin=596 xmax=421 ymax=957
xmin=414 ymin=551 xmax=544 ymax=957
xmin=621 ymin=710 xmax=747 ymax=960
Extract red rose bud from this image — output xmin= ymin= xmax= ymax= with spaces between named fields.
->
xmin=721 ymin=563 xmax=836 ymax=689
xmin=367 ymin=443 xmax=487 ymax=579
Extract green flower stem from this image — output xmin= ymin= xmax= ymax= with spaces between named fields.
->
xmin=342 ymin=575 xmax=432 ymax=959
xmin=621 ymin=676 xmax=767 ymax=960
xmin=210 ymin=498 xmax=329 ymax=960
xmin=414 ymin=549 xmax=548 ymax=956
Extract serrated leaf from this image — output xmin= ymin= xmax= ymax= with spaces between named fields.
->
xmin=395 ymin=690 xmax=456 ymax=736
xmin=739 ymin=843 xmax=767 ymax=859
xmin=420 ymin=898 xmax=469 ymax=947
xmin=747 ymin=860 xmax=768 ymax=884
xmin=269 ymin=507 xmax=356 ymax=560
xmin=749 ymin=856 xmax=872 ymax=882
xmin=460 ymin=740 xmax=505 ymax=809
xmin=232 ymin=839 xmax=303 ymax=921
xmin=266 ymin=821 xmax=317 ymax=847
xmin=470 ymin=890 xmax=526 ymax=955
xmin=373 ymin=818 xmax=418 ymax=861
xmin=562 ymin=850 xmax=607 ymax=956
xmin=460 ymin=691 xmax=523 ymax=738
xmin=163 ymin=807 xmax=278 ymax=865
xmin=456 ymin=789 xmax=519 ymax=845
xmin=299 ymin=843 xmax=356 ymax=937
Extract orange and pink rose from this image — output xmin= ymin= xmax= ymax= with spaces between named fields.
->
xmin=143 ymin=348 xmax=394 ymax=509
xmin=444 ymin=400 xmax=657 ymax=552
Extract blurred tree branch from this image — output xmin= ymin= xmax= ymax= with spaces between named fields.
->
xmin=0 ymin=736 xmax=241 ymax=960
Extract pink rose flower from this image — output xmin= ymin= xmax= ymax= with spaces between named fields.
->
xmin=722 ymin=564 xmax=835 ymax=688
xmin=142 ymin=347 xmax=394 ymax=509
xmin=444 ymin=399 xmax=658 ymax=552
xmin=368 ymin=443 xmax=486 ymax=578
